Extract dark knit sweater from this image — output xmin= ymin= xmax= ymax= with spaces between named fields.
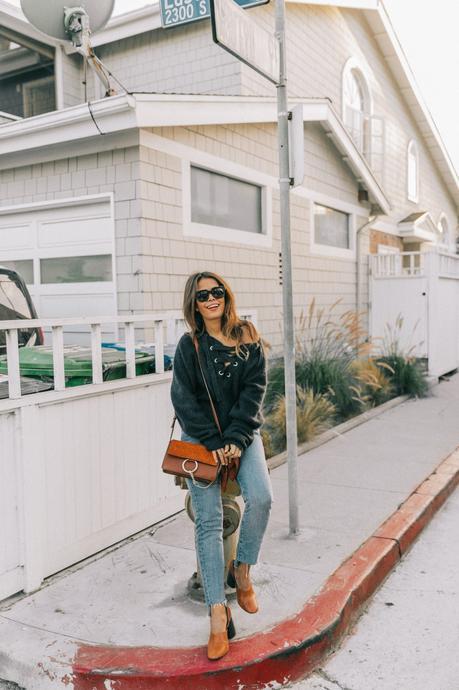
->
xmin=170 ymin=331 xmax=267 ymax=451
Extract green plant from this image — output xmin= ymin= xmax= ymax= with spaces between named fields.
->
xmin=375 ymin=355 xmax=428 ymax=398
xmin=264 ymin=386 xmax=336 ymax=454
xmin=265 ymin=299 xmax=374 ymax=421
xmin=373 ymin=313 xmax=428 ymax=398
xmin=294 ymin=298 xmax=372 ymax=420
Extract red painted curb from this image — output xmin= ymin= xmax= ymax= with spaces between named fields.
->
xmin=71 ymin=448 xmax=459 ymax=690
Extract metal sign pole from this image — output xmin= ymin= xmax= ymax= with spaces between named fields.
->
xmin=208 ymin=0 xmax=299 ymax=535
xmin=275 ymin=0 xmax=299 ymax=535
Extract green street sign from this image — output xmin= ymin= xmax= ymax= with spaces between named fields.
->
xmin=160 ymin=0 xmax=268 ymax=29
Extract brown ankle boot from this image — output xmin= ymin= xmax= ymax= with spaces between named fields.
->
xmin=207 ymin=604 xmax=236 ymax=661
xmin=227 ymin=561 xmax=259 ymax=614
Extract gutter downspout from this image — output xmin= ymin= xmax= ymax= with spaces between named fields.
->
xmin=356 ymin=210 xmax=384 ymax=352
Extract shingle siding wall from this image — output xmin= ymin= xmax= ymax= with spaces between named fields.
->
xmin=340 ymin=10 xmax=456 ymax=232
xmin=80 ymin=5 xmax=455 ymax=229
xmin=94 ymin=23 xmax=242 ymax=96
xmin=137 ymin=122 xmax=365 ymax=348
xmin=2 ymin=5 xmax=456 ymax=346
xmin=61 ymin=53 xmax=83 ymax=108
xmin=0 ymin=112 xmax=372 ymax=346
xmin=0 ymin=147 xmax=144 ymax=313
xmin=240 ymin=5 xmax=456 ymax=231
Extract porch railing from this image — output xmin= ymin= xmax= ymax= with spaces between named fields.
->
xmin=0 ymin=310 xmax=257 ymax=400
xmin=371 ymin=251 xmax=424 ymax=278
xmin=438 ymin=251 xmax=459 ymax=279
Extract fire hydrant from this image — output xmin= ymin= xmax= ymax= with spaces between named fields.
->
xmin=185 ymin=480 xmax=241 ymax=602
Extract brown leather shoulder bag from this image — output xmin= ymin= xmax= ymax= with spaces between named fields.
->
xmin=162 ymin=337 xmax=239 ymax=489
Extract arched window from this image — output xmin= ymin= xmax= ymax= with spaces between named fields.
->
xmin=437 ymin=213 xmax=450 ymax=249
xmin=407 ymin=140 xmax=419 ymax=202
xmin=342 ymin=58 xmax=372 ymax=153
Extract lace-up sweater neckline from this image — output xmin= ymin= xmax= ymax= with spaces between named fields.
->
xmin=170 ymin=330 xmax=267 ymax=452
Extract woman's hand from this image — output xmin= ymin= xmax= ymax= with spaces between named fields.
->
xmin=224 ymin=443 xmax=242 ymax=461
xmin=212 ymin=447 xmax=228 ymax=466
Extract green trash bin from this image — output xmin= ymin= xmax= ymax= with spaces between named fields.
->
xmin=0 ymin=345 xmax=155 ymax=388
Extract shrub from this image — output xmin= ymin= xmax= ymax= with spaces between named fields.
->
xmin=264 ymin=386 xmax=336 ymax=454
xmin=373 ymin=313 xmax=428 ymax=398
xmin=375 ymin=355 xmax=428 ymax=398
xmin=261 ymin=428 xmax=275 ymax=459
xmin=265 ymin=299 xmax=371 ymax=422
xmin=350 ymin=357 xmax=395 ymax=408
xmin=295 ymin=299 xmax=371 ymax=420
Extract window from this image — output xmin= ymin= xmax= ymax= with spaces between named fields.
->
xmin=191 ymin=166 xmax=262 ymax=234
xmin=40 ymin=255 xmax=113 ymax=284
xmin=407 ymin=140 xmax=419 ymax=202
xmin=314 ymin=204 xmax=350 ymax=249
xmin=437 ymin=214 xmax=450 ymax=248
xmin=342 ymin=58 xmax=372 ymax=153
xmin=23 ymin=76 xmax=56 ymax=118
xmin=0 ymin=259 xmax=34 ymax=284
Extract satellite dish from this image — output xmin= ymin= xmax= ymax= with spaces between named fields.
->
xmin=20 ymin=0 xmax=115 ymax=41
xmin=20 ymin=0 xmax=117 ymax=97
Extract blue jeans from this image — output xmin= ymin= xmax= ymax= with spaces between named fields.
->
xmin=182 ymin=430 xmax=273 ymax=608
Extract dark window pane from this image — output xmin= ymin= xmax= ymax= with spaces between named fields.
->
xmin=314 ymin=204 xmax=349 ymax=249
xmin=40 ymin=255 xmax=113 ymax=284
xmin=191 ymin=166 xmax=262 ymax=234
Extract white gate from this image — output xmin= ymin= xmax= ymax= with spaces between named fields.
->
xmin=0 ymin=313 xmax=180 ymax=600
xmin=0 ymin=412 xmax=23 ymax=600
xmin=370 ymin=250 xmax=459 ymax=377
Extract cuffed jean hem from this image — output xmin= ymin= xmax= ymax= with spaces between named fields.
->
xmin=207 ymin=600 xmax=227 ymax=615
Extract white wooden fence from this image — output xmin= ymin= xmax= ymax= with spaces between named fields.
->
xmin=369 ymin=250 xmax=459 ymax=377
xmin=0 ymin=310 xmax=256 ymax=601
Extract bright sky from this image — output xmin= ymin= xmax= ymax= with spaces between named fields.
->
xmin=7 ymin=0 xmax=459 ymax=172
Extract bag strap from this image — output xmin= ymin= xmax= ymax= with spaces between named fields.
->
xmin=193 ymin=337 xmax=223 ymax=437
xmin=169 ymin=335 xmax=223 ymax=440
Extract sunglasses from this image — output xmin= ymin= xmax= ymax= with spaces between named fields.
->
xmin=195 ymin=286 xmax=225 ymax=302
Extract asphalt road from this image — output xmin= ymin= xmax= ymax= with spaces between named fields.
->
xmin=289 ymin=486 xmax=459 ymax=690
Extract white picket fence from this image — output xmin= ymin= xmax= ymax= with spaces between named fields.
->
xmin=0 ymin=310 xmax=256 ymax=601
xmin=370 ymin=250 xmax=459 ymax=377
xmin=1 ymin=311 xmax=186 ymax=399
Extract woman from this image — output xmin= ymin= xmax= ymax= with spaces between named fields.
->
xmin=171 ymin=271 xmax=273 ymax=660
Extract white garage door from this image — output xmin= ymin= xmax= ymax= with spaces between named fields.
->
xmin=0 ymin=195 xmax=117 ymax=343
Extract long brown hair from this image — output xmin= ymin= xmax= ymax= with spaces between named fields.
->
xmin=182 ymin=271 xmax=261 ymax=354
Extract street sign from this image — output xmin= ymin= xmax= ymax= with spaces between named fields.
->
xmin=288 ymin=104 xmax=304 ymax=188
xmin=160 ymin=0 xmax=269 ymax=29
xmin=210 ymin=0 xmax=280 ymax=84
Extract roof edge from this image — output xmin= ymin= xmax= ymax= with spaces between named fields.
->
xmin=0 ymin=93 xmax=390 ymax=213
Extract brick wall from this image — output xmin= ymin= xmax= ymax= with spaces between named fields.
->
xmin=369 ymin=231 xmax=404 ymax=254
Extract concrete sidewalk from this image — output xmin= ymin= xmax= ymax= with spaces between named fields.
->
xmin=1 ymin=373 xmax=459 ymax=689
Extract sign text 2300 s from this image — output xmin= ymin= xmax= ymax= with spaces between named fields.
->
xmin=161 ymin=0 xmax=209 ymax=27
